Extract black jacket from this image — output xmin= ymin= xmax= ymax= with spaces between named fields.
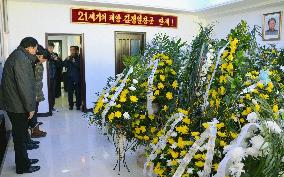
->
xmin=0 ymin=46 xmax=36 ymax=113
xmin=64 ymin=54 xmax=81 ymax=83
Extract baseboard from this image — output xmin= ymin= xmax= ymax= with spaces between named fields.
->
xmin=0 ymin=130 xmax=11 ymax=176
xmin=37 ymin=112 xmax=52 ymax=117
xmin=84 ymin=108 xmax=93 ymax=113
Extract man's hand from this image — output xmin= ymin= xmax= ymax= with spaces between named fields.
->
xmin=28 ymin=111 xmax=35 ymax=119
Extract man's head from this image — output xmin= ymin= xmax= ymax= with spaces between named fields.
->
xmin=47 ymin=42 xmax=55 ymax=53
xmin=70 ymin=46 xmax=79 ymax=56
xmin=36 ymin=45 xmax=50 ymax=63
xmin=268 ymin=18 xmax=277 ymax=31
xmin=20 ymin=37 xmax=38 ymax=55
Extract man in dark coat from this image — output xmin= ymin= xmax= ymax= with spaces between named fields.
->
xmin=64 ymin=46 xmax=81 ymax=110
xmin=0 ymin=37 xmax=40 ymax=174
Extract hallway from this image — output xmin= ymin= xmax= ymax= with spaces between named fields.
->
xmin=1 ymin=110 xmax=144 ymax=177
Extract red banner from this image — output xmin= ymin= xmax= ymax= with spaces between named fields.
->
xmin=71 ymin=8 xmax=178 ymax=28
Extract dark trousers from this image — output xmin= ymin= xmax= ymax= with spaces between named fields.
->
xmin=7 ymin=112 xmax=30 ymax=172
xmin=28 ymin=102 xmax=39 ymax=129
xmin=68 ymin=79 xmax=81 ymax=108
xmin=55 ymin=79 xmax=61 ymax=98
xmin=49 ymin=79 xmax=56 ymax=109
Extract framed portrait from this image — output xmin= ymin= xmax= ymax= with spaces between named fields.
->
xmin=262 ymin=11 xmax=282 ymax=41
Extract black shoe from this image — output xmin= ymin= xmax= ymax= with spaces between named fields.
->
xmin=76 ymin=107 xmax=80 ymax=110
xmin=69 ymin=106 xmax=73 ymax=110
xmin=27 ymin=143 xmax=39 ymax=150
xmin=16 ymin=166 xmax=40 ymax=174
xmin=29 ymin=159 xmax=39 ymax=165
xmin=38 ymin=122 xmax=43 ymax=125
xmin=30 ymin=139 xmax=40 ymax=145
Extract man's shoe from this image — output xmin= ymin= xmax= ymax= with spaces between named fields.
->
xmin=76 ymin=107 xmax=80 ymax=110
xmin=29 ymin=159 xmax=39 ymax=165
xmin=69 ymin=106 xmax=73 ymax=110
xmin=31 ymin=126 xmax=47 ymax=138
xmin=27 ymin=143 xmax=39 ymax=150
xmin=16 ymin=166 xmax=40 ymax=174
xmin=30 ymin=139 xmax=40 ymax=145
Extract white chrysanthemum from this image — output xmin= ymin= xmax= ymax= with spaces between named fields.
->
xmin=129 ymin=86 xmax=136 ymax=91
xmin=246 ymin=112 xmax=259 ymax=123
xmin=133 ymin=79 xmax=138 ymax=84
xmin=170 ymin=143 xmax=177 ymax=149
xmin=238 ymin=104 xmax=245 ymax=108
xmin=149 ymin=154 xmax=157 ymax=160
xmin=109 ymin=101 xmax=116 ymax=106
xmin=187 ymin=168 xmax=194 ymax=174
xmin=166 ymin=160 xmax=172 ymax=166
xmin=229 ymin=162 xmax=245 ymax=177
xmin=245 ymin=147 xmax=259 ymax=157
xmin=264 ymin=120 xmax=282 ymax=134
xmin=102 ymin=98 xmax=109 ymax=103
xmin=197 ymin=170 xmax=204 ymax=177
xmin=171 ymin=131 xmax=178 ymax=137
xmin=123 ymin=112 xmax=130 ymax=120
xmin=229 ymin=147 xmax=245 ymax=161
xmin=250 ymin=135 xmax=265 ymax=150
xmin=252 ymin=99 xmax=258 ymax=105
xmin=104 ymin=93 xmax=109 ymax=98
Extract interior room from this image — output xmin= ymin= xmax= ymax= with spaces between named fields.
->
xmin=0 ymin=0 xmax=283 ymax=177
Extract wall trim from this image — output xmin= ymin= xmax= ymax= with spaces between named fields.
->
xmin=0 ymin=130 xmax=11 ymax=176
xmin=37 ymin=112 xmax=52 ymax=117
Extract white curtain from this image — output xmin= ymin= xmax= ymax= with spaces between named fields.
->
xmin=0 ymin=0 xmax=7 ymax=59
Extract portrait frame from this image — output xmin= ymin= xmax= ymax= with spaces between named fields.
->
xmin=262 ymin=11 xmax=282 ymax=41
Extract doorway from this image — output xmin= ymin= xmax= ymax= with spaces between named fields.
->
xmin=115 ymin=32 xmax=146 ymax=74
xmin=45 ymin=33 xmax=86 ymax=114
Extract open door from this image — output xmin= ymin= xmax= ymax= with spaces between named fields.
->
xmin=45 ymin=33 xmax=87 ymax=114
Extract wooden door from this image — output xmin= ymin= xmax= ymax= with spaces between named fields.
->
xmin=115 ymin=32 xmax=145 ymax=74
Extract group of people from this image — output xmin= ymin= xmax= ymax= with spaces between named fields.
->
xmin=0 ymin=37 xmax=82 ymax=174
xmin=48 ymin=43 xmax=82 ymax=111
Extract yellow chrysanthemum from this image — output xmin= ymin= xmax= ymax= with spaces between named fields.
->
xmin=176 ymin=126 xmax=189 ymax=134
xmin=108 ymin=112 xmax=115 ymax=122
xmin=273 ymin=104 xmax=279 ymax=113
xmin=162 ymin=105 xmax=168 ymax=112
xmin=130 ymin=95 xmax=138 ymax=102
xmin=166 ymin=92 xmax=173 ymax=100
xmin=172 ymin=80 xmax=179 ymax=89
xmin=195 ymin=161 xmax=205 ymax=168
xmin=159 ymin=75 xmax=166 ymax=81
xmin=157 ymin=83 xmax=164 ymax=89
xmin=115 ymin=111 xmax=122 ymax=118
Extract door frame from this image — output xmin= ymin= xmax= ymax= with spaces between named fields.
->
xmin=114 ymin=31 xmax=146 ymax=74
xmin=45 ymin=33 xmax=87 ymax=114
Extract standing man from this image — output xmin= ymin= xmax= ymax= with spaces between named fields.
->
xmin=64 ymin=46 xmax=81 ymax=110
xmin=29 ymin=45 xmax=48 ymax=138
xmin=1 ymin=37 xmax=40 ymax=174
xmin=47 ymin=42 xmax=62 ymax=112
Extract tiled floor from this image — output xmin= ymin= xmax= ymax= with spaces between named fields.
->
xmin=1 ymin=94 xmax=144 ymax=177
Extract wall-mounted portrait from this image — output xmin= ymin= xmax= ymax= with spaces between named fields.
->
xmin=262 ymin=11 xmax=282 ymax=41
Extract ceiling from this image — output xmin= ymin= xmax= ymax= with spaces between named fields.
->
xmin=10 ymin=0 xmax=284 ymax=14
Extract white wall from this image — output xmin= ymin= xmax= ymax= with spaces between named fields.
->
xmin=48 ymin=35 xmax=69 ymax=60
xmin=7 ymin=1 xmax=204 ymax=112
xmin=206 ymin=5 xmax=284 ymax=48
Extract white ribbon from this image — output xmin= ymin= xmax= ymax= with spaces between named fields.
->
xmin=214 ymin=123 xmax=259 ymax=177
xmin=202 ymin=42 xmax=230 ymax=111
xmin=173 ymin=118 xmax=219 ymax=177
xmin=143 ymin=113 xmax=185 ymax=177
xmin=101 ymin=67 xmax=134 ymax=133
xmin=147 ymin=59 xmax=160 ymax=116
